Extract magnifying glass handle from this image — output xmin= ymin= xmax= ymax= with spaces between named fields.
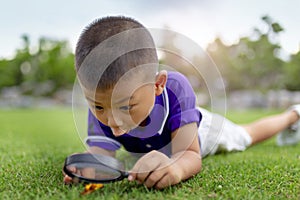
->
xmin=122 ymin=171 xmax=129 ymax=178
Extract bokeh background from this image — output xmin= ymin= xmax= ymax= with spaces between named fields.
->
xmin=1 ymin=0 xmax=299 ymax=109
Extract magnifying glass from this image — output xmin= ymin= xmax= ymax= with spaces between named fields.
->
xmin=63 ymin=153 xmax=129 ymax=183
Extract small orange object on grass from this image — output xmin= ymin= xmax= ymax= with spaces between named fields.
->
xmin=80 ymin=183 xmax=104 ymax=195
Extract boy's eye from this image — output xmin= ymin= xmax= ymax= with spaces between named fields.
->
xmin=95 ymin=105 xmax=103 ymax=111
xmin=119 ymin=105 xmax=133 ymax=111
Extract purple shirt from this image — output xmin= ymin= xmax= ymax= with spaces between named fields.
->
xmin=86 ymin=71 xmax=202 ymax=157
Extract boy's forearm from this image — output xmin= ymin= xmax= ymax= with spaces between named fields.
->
xmin=171 ymin=150 xmax=202 ymax=181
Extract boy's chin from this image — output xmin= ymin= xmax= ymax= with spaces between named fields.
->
xmin=111 ymin=128 xmax=127 ymax=137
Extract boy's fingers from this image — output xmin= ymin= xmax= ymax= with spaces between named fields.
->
xmin=65 ymin=166 xmax=76 ymax=172
xmin=129 ymin=159 xmax=145 ymax=182
xmin=144 ymin=169 xmax=166 ymax=188
xmin=129 ymin=159 xmax=160 ymax=183
xmin=62 ymin=153 xmax=82 ymax=184
xmin=62 ymin=166 xmax=77 ymax=176
xmin=63 ymin=175 xmax=73 ymax=184
xmin=128 ymin=173 xmax=136 ymax=182
xmin=62 ymin=166 xmax=79 ymax=184
xmin=81 ymin=167 xmax=95 ymax=178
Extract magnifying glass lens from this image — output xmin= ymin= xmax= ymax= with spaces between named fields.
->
xmin=64 ymin=153 xmax=129 ymax=183
xmin=68 ymin=163 xmax=122 ymax=181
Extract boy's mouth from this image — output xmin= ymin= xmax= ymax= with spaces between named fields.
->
xmin=111 ymin=123 xmax=141 ymax=136
xmin=111 ymin=128 xmax=126 ymax=136
xmin=111 ymin=127 xmax=130 ymax=136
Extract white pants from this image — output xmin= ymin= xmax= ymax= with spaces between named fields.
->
xmin=198 ymin=108 xmax=252 ymax=158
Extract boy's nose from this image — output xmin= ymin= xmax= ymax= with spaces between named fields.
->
xmin=107 ymin=111 xmax=122 ymax=125
xmin=107 ymin=113 xmax=126 ymax=136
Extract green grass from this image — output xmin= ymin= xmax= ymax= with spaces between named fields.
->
xmin=0 ymin=108 xmax=299 ymax=199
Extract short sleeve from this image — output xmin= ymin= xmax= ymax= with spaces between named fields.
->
xmin=166 ymin=72 xmax=202 ymax=132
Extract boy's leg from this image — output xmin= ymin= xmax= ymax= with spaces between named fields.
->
xmin=242 ymin=109 xmax=299 ymax=145
xmin=198 ymin=108 xmax=253 ymax=157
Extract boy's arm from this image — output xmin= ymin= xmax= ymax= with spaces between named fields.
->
xmin=129 ymin=122 xmax=202 ymax=189
xmin=170 ymin=122 xmax=202 ymax=181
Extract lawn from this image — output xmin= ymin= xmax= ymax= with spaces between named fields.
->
xmin=0 ymin=108 xmax=299 ymax=199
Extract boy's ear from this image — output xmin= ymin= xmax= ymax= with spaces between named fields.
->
xmin=155 ymin=70 xmax=167 ymax=96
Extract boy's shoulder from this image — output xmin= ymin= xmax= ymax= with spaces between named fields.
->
xmin=167 ymin=71 xmax=188 ymax=81
xmin=166 ymin=71 xmax=194 ymax=96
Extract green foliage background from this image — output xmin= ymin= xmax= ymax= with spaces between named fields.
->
xmin=0 ymin=35 xmax=75 ymax=96
xmin=0 ymin=15 xmax=299 ymax=96
xmin=205 ymin=15 xmax=300 ymax=91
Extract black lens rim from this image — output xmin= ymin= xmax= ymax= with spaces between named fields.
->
xmin=63 ymin=153 xmax=129 ymax=183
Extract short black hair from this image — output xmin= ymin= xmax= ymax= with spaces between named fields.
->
xmin=75 ymin=16 xmax=158 ymax=90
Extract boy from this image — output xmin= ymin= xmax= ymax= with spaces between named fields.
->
xmin=64 ymin=16 xmax=300 ymax=189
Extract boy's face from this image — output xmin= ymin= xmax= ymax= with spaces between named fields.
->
xmin=83 ymin=73 xmax=165 ymax=137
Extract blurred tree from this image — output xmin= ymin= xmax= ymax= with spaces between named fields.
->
xmin=207 ymin=15 xmax=285 ymax=91
xmin=262 ymin=15 xmax=284 ymax=34
xmin=31 ymin=37 xmax=75 ymax=95
xmin=0 ymin=15 xmax=299 ymax=97
xmin=283 ymin=50 xmax=300 ymax=90
xmin=0 ymin=35 xmax=75 ymax=96
xmin=0 ymin=34 xmax=31 ymax=88
xmin=158 ymin=26 xmax=206 ymax=91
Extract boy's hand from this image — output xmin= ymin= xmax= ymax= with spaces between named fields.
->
xmin=63 ymin=148 xmax=116 ymax=184
xmin=62 ymin=152 xmax=96 ymax=184
xmin=63 ymin=165 xmax=78 ymax=184
xmin=128 ymin=150 xmax=182 ymax=189
xmin=63 ymin=165 xmax=95 ymax=184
